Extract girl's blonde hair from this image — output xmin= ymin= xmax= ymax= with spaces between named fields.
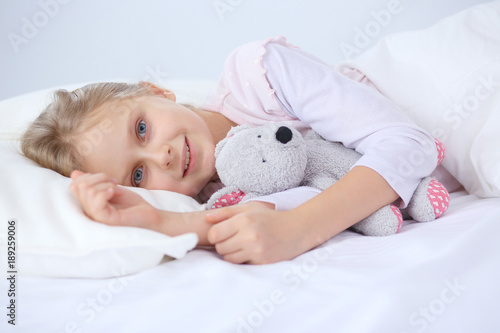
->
xmin=20 ymin=82 xmax=152 ymax=177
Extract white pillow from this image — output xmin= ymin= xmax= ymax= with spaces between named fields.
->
xmin=0 ymin=80 xmax=215 ymax=278
xmin=342 ymin=1 xmax=500 ymax=198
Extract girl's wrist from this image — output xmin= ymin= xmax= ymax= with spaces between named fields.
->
xmin=279 ymin=208 xmax=323 ymax=256
xmin=157 ymin=209 xmax=212 ymax=246
xmin=147 ymin=208 xmax=169 ymax=233
xmin=156 ymin=210 xmax=181 ymax=234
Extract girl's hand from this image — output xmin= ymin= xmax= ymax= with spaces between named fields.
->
xmin=206 ymin=202 xmax=310 ymax=264
xmin=69 ymin=170 xmax=161 ymax=230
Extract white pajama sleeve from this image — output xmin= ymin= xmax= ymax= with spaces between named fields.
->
xmin=262 ymin=43 xmax=438 ymax=207
xmin=244 ymin=187 xmax=321 ymax=211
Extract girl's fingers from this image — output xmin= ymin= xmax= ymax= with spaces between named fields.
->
xmin=91 ymin=186 xmax=115 ymax=214
xmin=85 ymin=186 xmax=120 ymax=224
xmin=221 ymin=250 xmax=248 ymax=265
xmin=70 ymin=170 xmax=85 ymax=180
xmin=71 ymin=171 xmax=117 ymax=185
xmin=88 ymin=182 xmax=117 ymax=200
xmin=206 ymin=202 xmax=275 ymax=224
xmin=69 ymin=174 xmax=119 ymax=221
xmin=207 ymin=220 xmax=239 ymax=244
xmin=206 ymin=205 xmax=248 ymax=224
xmin=70 ymin=173 xmax=117 ymax=197
xmin=213 ymin=234 xmax=243 ymax=256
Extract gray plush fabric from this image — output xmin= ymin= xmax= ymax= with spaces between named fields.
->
xmin=208 ymin=123 xmax=441 ymax=236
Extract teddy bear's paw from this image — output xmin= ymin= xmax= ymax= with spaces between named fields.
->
xmin=350 ymin=204 xmax=402 ymax=236
xmin=210 ymin=190 xmax=246 ymax=209
xmin=435 ymin=138 xmax=446 ymax=165
xmin=407 ymin=177 xmax=450 ymax=222
xmin=427 ymin=179 xmax=450 ymax=219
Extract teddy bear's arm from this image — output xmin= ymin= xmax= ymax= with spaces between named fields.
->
xmin=302 ymin=139 xmax=362 ymax=190
xmin=351 ymin=204 xmax=403 ymax=236
xmin=207 ymin=186 xmax=255 ymax=210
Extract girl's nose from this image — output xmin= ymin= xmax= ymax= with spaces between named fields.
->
xmin=147 ymin=144 xmax=173 ymax=170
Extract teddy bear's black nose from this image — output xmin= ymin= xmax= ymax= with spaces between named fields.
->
xmin=276 ymin=126 xmax=293 ymax=144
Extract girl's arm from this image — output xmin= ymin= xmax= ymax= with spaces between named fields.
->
xmin=69 ymin=167 xmax=396 ymax=265
xmin=282 ymin=166 xmax=399 ymax=249
xmin=156 ymin=201 xmax=275 ymax=246
xmin=262 ymin=42 xmax=438 ymax=206
xmin=69 ymin=170 xmax=213 ymax=244
xmin=206 ymin=166 xmax=398 ymax=264
xmin=69 ymin=170 xmax=273 ymax=246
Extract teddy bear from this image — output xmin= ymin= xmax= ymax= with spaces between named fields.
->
xmin=206 ymin=122 xmax=450 ymax=236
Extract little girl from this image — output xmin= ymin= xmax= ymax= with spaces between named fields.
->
xmin=21 ymin=37 xmax=438 ymax=264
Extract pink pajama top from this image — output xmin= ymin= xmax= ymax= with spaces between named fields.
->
xmin=200 ymin=37 xmax=438 ymax=209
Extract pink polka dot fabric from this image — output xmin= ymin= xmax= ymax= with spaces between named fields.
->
xmin=211 ymin=190 xmax=246 ymax=209
xmin=427 ymin=179 xmax=450 ymax=218
xmin=390 ymin=204 xmax=403 ymax=233
xmin=435 ymin=139 xmax=446 ymax=165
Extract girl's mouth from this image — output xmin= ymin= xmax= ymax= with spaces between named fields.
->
xmin=183 ymin=138 xmax=194 ymax=177
xmin=184 ymin=143 xmax=190 ymax=172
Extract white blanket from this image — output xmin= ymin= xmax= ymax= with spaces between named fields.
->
xmin=3 ymin=191 xmax=500 ymax=333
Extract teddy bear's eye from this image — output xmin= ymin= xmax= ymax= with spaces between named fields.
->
xmin=257 ymin=135 xmax=261 ymax=138
xmin=262 ymin=159 xmax=266 ymax=163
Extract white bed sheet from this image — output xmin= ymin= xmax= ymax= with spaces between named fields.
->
xmin=3 ymin=191 xmax=499 ymax=333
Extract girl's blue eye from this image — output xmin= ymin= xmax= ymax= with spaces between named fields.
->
xmin=137 ymin=120 xmax=147 ymax=139
xmin=133 ymin=167 xmax=143 ymax=186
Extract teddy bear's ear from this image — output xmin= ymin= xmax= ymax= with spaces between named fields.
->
xmin=226 ymin=124 xmax=251 ymax=138
xmin=214 ymin=124 xmax=251 ymax=159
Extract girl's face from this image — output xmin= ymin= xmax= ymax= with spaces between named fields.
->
xmin=76 ymin=95 xmax=217 ymax=197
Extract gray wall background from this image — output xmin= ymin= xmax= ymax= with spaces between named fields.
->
xmin=0 ymin=0 xmax=491 ymax=101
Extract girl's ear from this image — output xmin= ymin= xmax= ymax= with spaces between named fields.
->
xmin=139 ymin=81 xmax=176 ymax=102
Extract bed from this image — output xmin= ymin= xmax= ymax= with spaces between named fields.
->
xmin=2 ymin=2 xmax=500 ymax=332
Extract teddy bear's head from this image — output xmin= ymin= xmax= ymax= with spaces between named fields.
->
xmin=214 ymin=123 xmax=308 ymax=196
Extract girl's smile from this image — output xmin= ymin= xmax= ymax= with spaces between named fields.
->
xmin=76 ymin=93 xmax=226 ymax=197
